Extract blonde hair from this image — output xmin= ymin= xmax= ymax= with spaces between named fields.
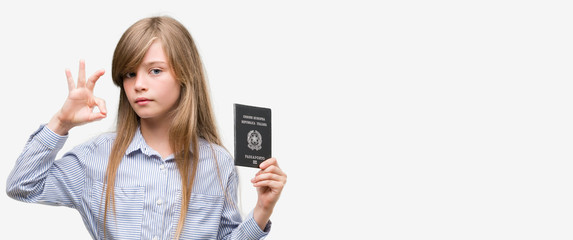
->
xmin=106 ymin=16 xmax=221 ymax=239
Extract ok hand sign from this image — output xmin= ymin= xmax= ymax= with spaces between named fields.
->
xmin=47 ymin=60 xmax=107 ymax=135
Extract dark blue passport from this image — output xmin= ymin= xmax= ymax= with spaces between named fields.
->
xmin=234 ymin=104 xmax=272 ymax=168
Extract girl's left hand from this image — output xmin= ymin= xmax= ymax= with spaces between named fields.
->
xmin=251 ymin=158 xmax=287 ymax=230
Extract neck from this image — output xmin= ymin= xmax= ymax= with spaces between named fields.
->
xmin=140 ymin=117 xmax=173 ymax=159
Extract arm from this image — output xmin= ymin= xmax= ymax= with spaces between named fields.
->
xmin=218 ymin=158 xmax=287 ymax=239
xmin=218 ymin=168 xmax=270 ymax=240
xmin=6 ymin=60 xmax=106 ymax=206
xmin=6 ymin=126 xmax=82 ymax=207
xmin=252 ymin=158 xmax=287 ymax=230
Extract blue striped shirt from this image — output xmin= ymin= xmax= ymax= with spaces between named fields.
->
xmin=6 ymin=125 xmax=271 ymax=240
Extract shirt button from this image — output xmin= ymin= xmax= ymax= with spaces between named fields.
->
xmin=156 ymin=199 xmax=163 ymax=205
xmin=160 ymin=164 xmax=166 ymax=171
xmin=152 ymin=236 xmax=158 ymax=240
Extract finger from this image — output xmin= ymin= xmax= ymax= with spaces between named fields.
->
xmin=259 ymin=158 xmax=278 ymax=170
xmin=251 ymin=172 xmax=285 ymax=184
xmin=77 ymin=59 xmax=86 ymax=88
xmin=88 ymin=104 xmax=107 ymax=122
xmin=88 ymin=111 xmax=107 ymax=122
xmin=261 ymin=165 xmax=286 ymax=177
xmin=253 ymin=179 xmax=286 ymax=190
xmin=65 ymin=68 xmax=75 ymax=92
xmin=86 ymin=69 xmax=105 ymax=91
xmin=94 ymin=97 xmax=107 ymax=115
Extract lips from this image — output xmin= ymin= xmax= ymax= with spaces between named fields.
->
xmin=135 ymin=97 xmax=151 ymax=105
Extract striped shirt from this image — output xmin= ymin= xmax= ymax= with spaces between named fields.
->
xmin=6 ymin=125 xmax=270 ymax=240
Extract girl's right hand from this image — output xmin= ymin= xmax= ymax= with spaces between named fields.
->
xmin=47 ymin=60 xmax=107 ymax=135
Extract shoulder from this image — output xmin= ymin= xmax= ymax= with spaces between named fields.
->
xmin=197 ymin=138 xmax=235 ymax=169
xmin=93 ymin=131 xmax=117 ymax=145
xmin=84 ymin=131 xmax=117 ymax=148
xmin=68 ymin=132 xmax=117 ymax=157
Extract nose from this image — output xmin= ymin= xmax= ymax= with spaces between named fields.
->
xmin=134 ymin=73 xmax=147 ymax=92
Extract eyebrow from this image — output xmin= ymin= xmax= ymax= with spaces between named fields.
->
xmin=141 ymin=61 xmax=168 ymax=67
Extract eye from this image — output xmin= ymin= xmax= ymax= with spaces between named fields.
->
xmin=124 ymin=72 xmax=136 ymax=79
xmin=150 ymin=69 xmax=162 ymax=75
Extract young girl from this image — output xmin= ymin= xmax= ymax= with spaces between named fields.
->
xmin=6 ymin=16 xmax=286 ymax=240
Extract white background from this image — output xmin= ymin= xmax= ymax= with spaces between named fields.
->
xmin=1 ymin=1 xmax=573 ymax=239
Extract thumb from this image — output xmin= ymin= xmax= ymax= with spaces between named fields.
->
xmin=87 ymin=98 xmax=107 ymax=122
xmin=87 ymin=109 xmax=107 ymax=122
xmin=94 ymin=97 xmax=107 ymax=115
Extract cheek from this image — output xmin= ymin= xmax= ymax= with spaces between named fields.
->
xmin=168 ymin=84 xmax=182 ymax=104
xmin=123 ymin=81 xmax=133 ymax=94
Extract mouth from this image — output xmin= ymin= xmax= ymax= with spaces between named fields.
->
xmin=135 ymin=97 xmax=151 ymax=105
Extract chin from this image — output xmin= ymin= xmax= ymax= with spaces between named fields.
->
xmin=133 ymin=111 xmax=154 ymax=119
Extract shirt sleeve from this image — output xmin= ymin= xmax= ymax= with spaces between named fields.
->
xmin=218 ymin=167 xmax=272 ymax=240
xmin=6 ymin=125 xmax=85 ymax=209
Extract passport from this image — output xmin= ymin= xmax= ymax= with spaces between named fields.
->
xmin=234 ymin=104 xmax=272 ymax=168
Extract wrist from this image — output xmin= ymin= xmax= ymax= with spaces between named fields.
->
xmin=253 ymin=203 xmax=274 ymax=230
xmin=47 ymin=112 xmax=73 ymax=136
xmin=255 ymin=200 xmax=275 ymax=214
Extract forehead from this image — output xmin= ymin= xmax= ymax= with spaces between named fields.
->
xmin=141 ymin=41 xmax=169 ymax=66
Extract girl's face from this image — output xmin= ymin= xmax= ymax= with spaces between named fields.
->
xmin=123 ymin=41 xmax=181 ymax=122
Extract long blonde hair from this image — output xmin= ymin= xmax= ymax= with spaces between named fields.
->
xmin=106 ymin=16 xmax=221 ymax=239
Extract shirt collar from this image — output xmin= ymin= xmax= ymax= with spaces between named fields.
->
xmin=125 ymin=127 xmax=150 ymax=156
xmin=124 ymin=126 xmax=212 ymax=157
